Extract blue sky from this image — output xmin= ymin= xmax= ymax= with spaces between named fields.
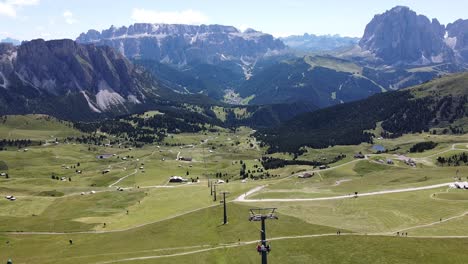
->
xmin=1 ymin=0 xmax=468 ymax=41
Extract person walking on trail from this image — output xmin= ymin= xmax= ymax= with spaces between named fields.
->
xmin=256 ymin=244 xmax=261 ymax=254
xmin=69 ymin=239 xmax=73 ymax=245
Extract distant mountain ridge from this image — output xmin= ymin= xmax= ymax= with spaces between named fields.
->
xmin=73 ymin=7 xmax=468 ymax=108
xmin=282 ymin=33 xmax=359 ymax=52
xmin=0 ymin=38 xmax=21 ymax=46
xmin=77 ymin=23 xmax=286 ymax=66
xmin=76 ymin=23 xmax=289 ymax=100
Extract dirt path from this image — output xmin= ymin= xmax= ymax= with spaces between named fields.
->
xmin=96 ymin=233 xmax=339 ymax=263
xmin=236 ymin=182 xmax=453 ymax=202
xmin=396 ymin=211 xmax=468 ymax=233
xmin=108 ymin=169 xmax=138 ymax=188
xmin=94 ymin=231 xmax=468 ymax=263
xmin=234 ymin=185 xmax=265 ymax=201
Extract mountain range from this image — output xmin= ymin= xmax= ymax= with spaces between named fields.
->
xmin=281 ymin=34 xmax=359 ymax=52
xmin=75 ymin=6 xmax=468 ymax=107
xmin=0 ymin=38 xmax=21 ymax=46
xmin=0 ymin=39 xmax=182 ymax=120
xmin=0 ymin=5 xmax=467 ymax=124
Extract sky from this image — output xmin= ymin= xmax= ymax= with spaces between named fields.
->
xmin=1 ymin=0 xmax=468 ymax=41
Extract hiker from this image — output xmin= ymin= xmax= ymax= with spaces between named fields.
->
xmin=103 ymin=223 xmax=106 ymax=228
xmin=397 ymin=232 xmax=399 ymax=236
xmin=266 ymin=244 xmax=271 ymax=253
xmin=69 ymin=239 xmax=73 ymax=245
xmin=256 ymin=244 xmax=261 ymax=253
xmin=260 ymin=244 xmax=266 ymax=252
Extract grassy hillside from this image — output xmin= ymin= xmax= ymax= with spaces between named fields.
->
xmin=257 ymin=72 xmax=468 ymax=152
xmin=0 ymin=115 xmax=81 ymax=140
xmin=238 ymin=56 xmax=382 ymax=108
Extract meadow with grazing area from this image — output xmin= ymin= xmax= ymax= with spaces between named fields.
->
xmin=0 ymin=115 xmax=467 ymax=263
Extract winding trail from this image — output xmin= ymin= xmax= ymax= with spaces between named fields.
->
xmin=108 ymin=145 xmax=161 ymax=188
xmin=94 ymin=232 xmax=468 ymax=263
xmin=236 ymin=182 xmax=453 ymax=202
xmin=108 ymin=169 xmax=138 ymax=188
xmin=397 ymin=211 xmax=468 ymax=233
xmin=95 ymin=233 xmax=339 ymax=263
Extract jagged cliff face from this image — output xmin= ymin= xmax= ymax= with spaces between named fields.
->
xmin=359 ymin=6 xmax=454 ymax=65
xmin=0 ymin=39 xmax=169 ymax=119
xmin=447 ymin=19 xmax=468 ymax=62
xmin=76 ymin=24 xmax=286 ymax=66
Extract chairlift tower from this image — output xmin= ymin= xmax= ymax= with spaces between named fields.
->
xmin=249 ymin=208 xmax=278 ymax=264
xmin=220 ymin=191 xmax=230 ymax=224
xmin=213 ymin=184 xmax=217 ymax=202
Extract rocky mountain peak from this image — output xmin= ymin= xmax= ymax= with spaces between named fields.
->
xmin=359 ymin=6 xmax=453 ymax=65
xmin=0 ymin=39 xmax=175 ymax=118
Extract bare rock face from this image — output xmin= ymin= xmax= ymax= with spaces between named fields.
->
xmin=359 ymin=6 xmax=454 ymax=65
xmin=0 ymin=39 xmax=172 ymax=119
xmin=446 ymin=19 xmax=468 ymax=62
xmin=76 ymin=23 xmax=286 ymax=65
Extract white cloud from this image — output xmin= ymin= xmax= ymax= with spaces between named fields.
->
xmin=131 ymin=8 xmax=208 ymax=25
xmin=63 ymin=10 xmax=77 ymax=24
xmin=0 ymin=0 xmax=39 ymax=17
